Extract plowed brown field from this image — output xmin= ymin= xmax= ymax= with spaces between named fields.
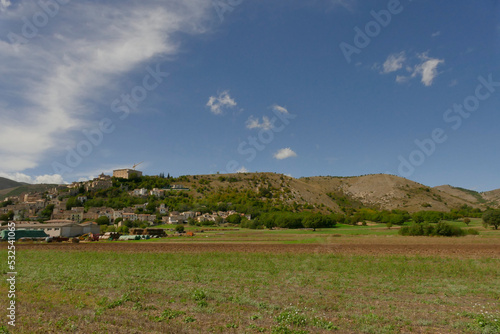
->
xmin=18 ymin=238 xmax=500 ymax=258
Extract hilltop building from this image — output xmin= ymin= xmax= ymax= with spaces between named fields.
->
xmin=113 ymin=169 xmax=143 ymax=179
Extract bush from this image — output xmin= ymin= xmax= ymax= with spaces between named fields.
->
xmin=466 ymin=228 xmax=479 ymax=235
xmin=399 ymin=222 xmax=467 ymax=237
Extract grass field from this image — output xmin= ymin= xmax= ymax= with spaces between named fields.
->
xmin=1 ymin=221 xmax=499 ymax=333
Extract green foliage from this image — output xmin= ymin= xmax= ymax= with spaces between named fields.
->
xmin=0 ymin=211 xmax=14 ymax=221
xmin=412 ymin=211 xmax=444 ymax=224
xmin=192 ymin=289 xmax=207 ymax=307
xmin=399 ymin=222 xmax=470 ymax=237
xmin=66 ymin=197 xmax=83 ymax=210
xmin=175 ymin=225 xmax=185 ymax=233
xmin=95 ymin=216 xmax=110 ymax=225
xmin=254 ymin=212 xmax=338 ymax=229
xmin=450 ymin=205 xmax=483 ymax=218
xmin=153 ymin=308 xmax=185 ymax=322
xmin=482 ymin=209 xmax=500 ymax=230
xmin=275 ymin=309 xmax=308 ymax=327
xmin=226 ymin=213 xmax=242 ymax=224
xmin=39 ymin=204 xmax=55 ymax=220
xmin=0 ymin=200 xmax=13 ymax=208
xmin=117 ymin=226 xmax=129 ymax=234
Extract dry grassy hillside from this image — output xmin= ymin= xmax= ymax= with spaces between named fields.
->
xmin=176 ymin=173 xmax=498 ymax=213
xmin=301 ymin=174 xmax=485 ymax=212
xmin=482 ymin=188 xmax=500 ymax=206
xmin=176 ymin=172 xmax=341 ymax=212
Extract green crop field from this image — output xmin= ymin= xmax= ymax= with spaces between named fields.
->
xmin=1 ymin=224 xmax=499 ymax=333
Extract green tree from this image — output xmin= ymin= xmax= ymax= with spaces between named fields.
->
xmin=39 ymin=204 xmax=55 ymax=219
xmin=117 ymin=226 xmax=129 ymax=234
xmin=463 ymin=218 xmax=471 ymax=226
xmin=482 ymin=210 xmax=500 ymax=230
xmin=175 ymin=225 xmax=185 ymax=233
xmin=96 ymin=216 xmax=110 ymax=225
xmin=226 ymin=214 xmax=242 ymax=224
xmin=66 ymin=197 xmax=82 ymax=210
xmin=303 ymin=214 xmax=321 ymax=231
xmin=0 ymin=211 xmax=14 ymax=221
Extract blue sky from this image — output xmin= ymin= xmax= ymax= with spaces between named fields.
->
xmin=0 ymin=0 xmax=499 ymax=191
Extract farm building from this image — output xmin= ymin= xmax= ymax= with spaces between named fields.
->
xmin=0 ymin=220 xmax=100 ymax=238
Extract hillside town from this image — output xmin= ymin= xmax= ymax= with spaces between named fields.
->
xmin=0 ymin=169 xmax=250 ymax=238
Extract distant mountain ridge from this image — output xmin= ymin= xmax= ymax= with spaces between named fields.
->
xmin=0 ymin=177 xmax=27 ymax=191
xmin=0 ymin=173 xmax=498 ymax=212
xmin=157 ymin=173 xmax=500 ymax=213
xmin=0 ymin=177 xmax=57 ymax=200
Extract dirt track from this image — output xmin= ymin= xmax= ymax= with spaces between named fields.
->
xmin=16 ymin=241 xmax=500 ymax=258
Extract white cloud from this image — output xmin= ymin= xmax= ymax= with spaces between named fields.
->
xmin=272 ymin=104 xmax=289 ymax=114
xmin=246 ymin=116 xmax=273 ymax=130
xmin=34 ymin=174 xmax=66 ymax=184
xmin=0 ymin=0 xmax=211 ymax=172
xmin=206 ymin=91 xmax=237 ymax=115
xmin=0 ymin=0 xmax=11 ymax=11
xmin=236 ymin=166 xmax=248 ymax=173
xmin=385 ymin=52 xmax=444 ymax=87
xmin=395 ymin=75 xmax=409 ymax=84
xmin=274 ymin=148 xmax=297 ymax=160
xmin=412 ymin=54 xmax=444 ymax=86
xmin=0 ymin=172 xmax=65 ymax=184
xmin=431 ymin=31 xmax=441 ymax=38
xmin=382 ymin=52 xmax=406 ymax=74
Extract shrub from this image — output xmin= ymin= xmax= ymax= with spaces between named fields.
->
xmin=399 ymin=222 xmax=467 ymax=237
xmin=466 ymin=228 xmax=479 ymax=235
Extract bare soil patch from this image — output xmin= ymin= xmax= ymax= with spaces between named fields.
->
xmin=18 ymin=240 xmax=500 ymax=258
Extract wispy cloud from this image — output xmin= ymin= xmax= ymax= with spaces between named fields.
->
xmin=395 ymin=75 xmax=409 ymax=84
xmin=411 ymin=53 xmax=444 ymax=86
xmin=274 ymin=148 xmax=297 ymax=160
xmin=431 ymin=31 xmax=441 ymax=37
xmin=206 ymin=90 xmax=237 ymax=115
xmin=272 ymin=104 xmax=289 ymax=114
xmin=0 ymin=0 xmax=10 ymax=12
xmin=0 ymin=0 xmax=211 ymax=173
xmin=382 ymin=52 xmax=406 ymax=74
xmin=246 ymin=116 xmax=273 ymax=130
xmin=381 ymin=51 xmax=444 ymax=87
xmin=0 ymin=172 xmax=65 ymax=184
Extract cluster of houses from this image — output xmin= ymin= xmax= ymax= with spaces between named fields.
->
xmin=1 ymin=192 xmax=51 ymax=221
xmin=1 ymin=172 xmax=250 ymax=228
